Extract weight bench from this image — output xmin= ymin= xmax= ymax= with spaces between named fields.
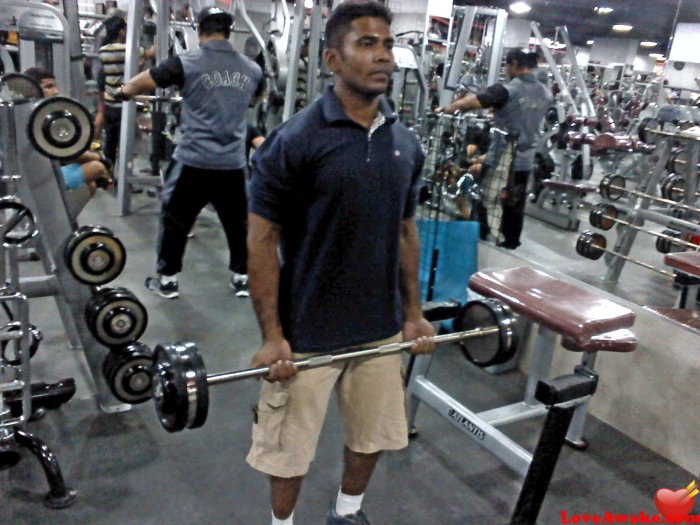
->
xmin=406 ymin=266 xmax=636 ymax=468
xmin=664 ymin=251 xmax=700 ymax=309
xmin=408 ymin=268 xmax=636 ymax=524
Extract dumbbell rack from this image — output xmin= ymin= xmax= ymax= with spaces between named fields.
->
xmin=0 ymin=99 xmax=76 ymax=507
xmin=602 ymin=131 xmax=699 ymax=283
xmin=0 ymin=94 xmax=130 ymax=413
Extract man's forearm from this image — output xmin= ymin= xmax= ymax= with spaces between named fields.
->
xmin=447 ymin=94 xmax=482 ymax=113
xmin=399 ymin=218 xmax=424 ymax=321
xmin=120 ymin=70 xmax=158 ymax=99
xmin=248 ymin=212 xmax=285 ymax=342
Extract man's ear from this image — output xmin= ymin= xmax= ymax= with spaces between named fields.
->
xmin=324 ymin=48 xmax=340 ymax=74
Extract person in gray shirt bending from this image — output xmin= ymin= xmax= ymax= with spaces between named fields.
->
xmin=116 ymin=7 xmax=264 ymax=299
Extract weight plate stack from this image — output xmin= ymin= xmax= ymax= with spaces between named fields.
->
xmin=453 ymin=299 xmax=518 ymax=368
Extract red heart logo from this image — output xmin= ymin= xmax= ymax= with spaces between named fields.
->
xmin=654 ymin=488 xmax=695 ymax=523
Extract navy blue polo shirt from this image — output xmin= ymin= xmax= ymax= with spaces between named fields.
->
xmin=249 ymin=86 xmax=425 ymax=353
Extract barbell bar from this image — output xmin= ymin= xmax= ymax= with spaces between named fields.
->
xmin=599 ymin=174 xmax=700 ymax=214
xmin=575 ymin=230 xmax=674 ymax=277
xmin=589 ymin=203 xmax=699 ymax=251
xmin=152 ymin=300 xmax=518 ymax=432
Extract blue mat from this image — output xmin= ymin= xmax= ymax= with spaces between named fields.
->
xmin=417 ymin=220 xmax=479 ymax=304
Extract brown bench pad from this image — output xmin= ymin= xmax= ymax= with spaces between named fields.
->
xmin=664 ymin=251 xmax=700 ymax=279
xmin=562 ymin=329 xmax=637 ymax=353
xmin=469 ymin=267 xmax=636 ymax=345
xmin=644 ymin=307 xmax=700 ymax=333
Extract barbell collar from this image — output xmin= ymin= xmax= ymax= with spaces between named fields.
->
xmin=206 ymin=327 xmax=501 ymax=386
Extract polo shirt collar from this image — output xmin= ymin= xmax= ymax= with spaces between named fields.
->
xmin=321 ymin=85 xmax=398 ymax=126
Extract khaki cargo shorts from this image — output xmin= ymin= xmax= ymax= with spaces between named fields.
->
xmin=246 ymin=332 xmax=408 ymax=478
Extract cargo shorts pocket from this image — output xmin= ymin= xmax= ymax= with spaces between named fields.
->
xmin=252 ymin=389 xmax=290 ymax=451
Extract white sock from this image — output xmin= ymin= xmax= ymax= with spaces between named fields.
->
xmin=232 ymin=272 xmax=248 ymax=282
xmin=160 ymin=274 xmax=177 ymax=284
xmin=335 ymin=489 xmax=364 ymax=517
xmin=271 ymin=510 xmax=293 ymax=525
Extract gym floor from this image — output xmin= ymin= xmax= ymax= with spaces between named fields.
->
xmin=1 ymin=189 xmax=695 ymax=524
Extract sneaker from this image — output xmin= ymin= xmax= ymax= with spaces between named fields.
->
xmin=145 ymin=275 xmax=179 ymax=299
xmin=229 ymin=273 xmax=249 ymax=298
xmin=326 ymin=502 xmax=370 ymax=525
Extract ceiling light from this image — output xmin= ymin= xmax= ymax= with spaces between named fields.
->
xmin=649 ymin=53 xmax=666 ymax=60
xmin=640 ymin=41 xmax=658 ymax=47
xmin=587 ymin=40 xmax=595 ymax=45
xmin=612 ymin=24 xmax=633 ymax=32
xmin=304 ymin=0 xmax=313 ymax=7
xmin=509 ymin=2 xmax=531 ymax=15
xmin=594 ymin=7 xmax=614 ymax=14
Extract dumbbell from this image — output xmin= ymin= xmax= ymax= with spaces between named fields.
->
xmin=85 ymin=287 xmax=148 ymax=348
xmin=589 ymin=203 xmax=699 ymax=251
xmin=64 ymin=226 xmax=126 ymax=286
xmin=152 ymin=299 xmax=518 ymax=432
xmin=575 ymin=231 xmax=673 ymax=277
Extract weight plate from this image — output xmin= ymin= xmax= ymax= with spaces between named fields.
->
xmin=0 ymin=196 xmax=39 ymax=247
xmin=638 ymin=117 xmax=660 ymax=143
xmin=599 ymin=174 xmax=625 ymax=201
xmin=64 ymin=226 xmax=126 ymax=285
xmin=103 ymin=342 xmax=154 ymax=404
xmin=153 ymin=342 xmax=209 ymax=433
xmin=0 ymin=73 xmax=43 ymax=101
xmin=27 ymin=96 xmax=94 ymax=160
xmin=0 ymin=322 xmax=42 ymax=366
xmin=577 ymin=231 xmax=606 ymax=261
xmin=453 ymin=299 xmax=518 ymax=368
xmin=661 ymin=174 xmax=686 ymax=203
xmin=589 ymin=203 xmax=618 ymax=231
xmin=85 ymin=287 xmax=148 ymax=347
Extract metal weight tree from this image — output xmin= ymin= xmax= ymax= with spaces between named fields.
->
xmin=0 ymin=84 xmax=146 ymax=414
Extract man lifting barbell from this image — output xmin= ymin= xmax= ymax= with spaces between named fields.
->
xmin=245 ymin=4 xmax=434 ymax=524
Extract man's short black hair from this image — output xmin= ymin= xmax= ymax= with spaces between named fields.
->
xmin=23 ymin=67 xmax=55 ymax=84
xmin=103 ymin=16 xmax=127 ymax=45
xmin=325 ymin=1 xmax=393 ymax=51
xmin=505 ymin=49 xmax=538 ymax=69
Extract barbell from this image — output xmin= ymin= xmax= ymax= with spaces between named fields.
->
xmin=152 ymin=299 xmax=518 ymax=433
xmin=589 ymin=203 xmax=699 ymax=251
xmin=599 ymin=174 xmax=700 ymax=214
xmin=575 ymin=230 xmax=674 ymax=277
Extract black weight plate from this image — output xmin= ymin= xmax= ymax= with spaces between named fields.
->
xmin=0 ymin=322 xmax=42 ymax=366
xmin=27 ymin=96 xmax=94 ymax=160
xmin=453 ymin=299 xmax=518 ymax=368
xmin=103 ymin=342 xmax=154 ymax=404
xmin=589 ymin=203 xmax=617 ymax=231
xmin=638 ymin=117 xmax=659 ymax=143
xmin=0 ymin=73 xmax=43 ymax=101
xmin=153 ymin=343 xmax=203 ymax=433
xmin=186 ymin=342 xmax=209 ymax=430
xmin=655 ymin=229 xmax=681 ymax=254
xmin=64 ymin=226 xmax=126 ymax=285
xmin=0 ymin=196 xmax=39 ymax=247
xmin=85 ymin=287 xmax=148 ymax=347
xmin=662 ymin=175 xmax=686 ymax=203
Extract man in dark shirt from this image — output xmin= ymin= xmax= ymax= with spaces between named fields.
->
xmin=245 ymin=4 xmax=435 ymax=525
xmin=442 ymin=49 xmax=552 ymax=248
xmin=115 ymin=7 xmax=263 ymax=299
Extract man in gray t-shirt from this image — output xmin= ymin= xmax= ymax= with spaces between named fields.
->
xmin=116 ymin=7 xmax=264 ymax=299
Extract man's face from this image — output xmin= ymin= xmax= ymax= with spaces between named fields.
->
xmin=40 ymin=77 xmax=58 ymax=97
xmin=505 ymin=61 xmax=518 ymax=80
xmin=325 ymin=16 xmax=395 ymax=98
